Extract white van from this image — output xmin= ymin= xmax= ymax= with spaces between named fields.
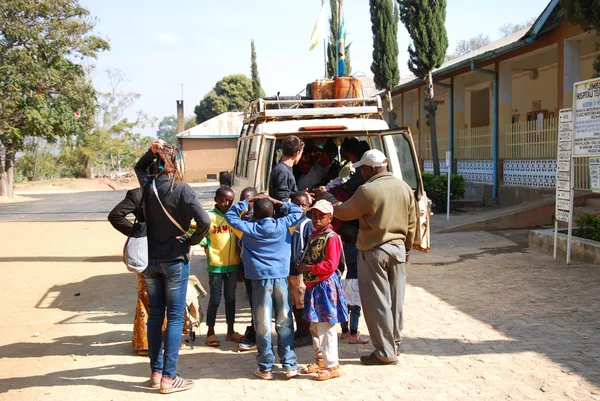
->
xmin=222 ymin=96 xmax=430 ymax=252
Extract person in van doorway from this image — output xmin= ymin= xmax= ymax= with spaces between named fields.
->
xmin=237 ymin=186 xmax=259 ymax=352
xmin=296 ymin=200 xmax=348 ymax=381
xmin=269 ymin=135 xmax=304 ymax=203
xmin=225 ymin=194 xmax=302 ymax=380
xmin=134 ymin=139 xmax=211 ymax=393
xmin=338 ymin=224 xmax=369 ymax=345
xmin=200 ymin=186 xmax=246 ymax=347
xmin=314 ymin=149 xmax=416 ymax=366
xmin=288 ymin=191 xmax=314 ymax=348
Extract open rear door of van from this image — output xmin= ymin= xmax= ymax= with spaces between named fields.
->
xmin=378 ymin=128 xmax=431 ymax=252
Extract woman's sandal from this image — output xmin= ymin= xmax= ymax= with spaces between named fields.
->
xmin=313 ymin=365 xmax=342 ymax=381
xmin=300 ymin=359 xmax=325 ymax=374
xmin=225 ymin=332 xmax=247 ymax=343
xmin=204 ymin=334 xmax=220 ymax=347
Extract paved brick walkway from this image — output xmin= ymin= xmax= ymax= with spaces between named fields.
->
xmin=1 ymin=222 xmax=599 ymax=400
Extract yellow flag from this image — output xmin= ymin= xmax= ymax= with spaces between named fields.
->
xmin=309 ymin=2 xmax=326 ymax=51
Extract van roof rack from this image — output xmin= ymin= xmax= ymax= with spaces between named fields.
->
xmin=243 ymin=96 xmax=383 ymax=124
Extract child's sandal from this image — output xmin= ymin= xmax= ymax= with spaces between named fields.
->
xmin=313 ymin=366 xmax=341 ymax=381
xmin=300 ymin=359 xmax=324 ymax=374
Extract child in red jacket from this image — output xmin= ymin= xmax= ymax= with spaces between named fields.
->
xmin=296 ymin=200 xmax=348 ymax=381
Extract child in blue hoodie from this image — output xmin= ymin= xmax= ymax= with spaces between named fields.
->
xmin=225 ymin=194 xmax=302 ymax=380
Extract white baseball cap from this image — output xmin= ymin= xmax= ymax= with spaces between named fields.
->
xmin=352 ymin=149 xmax=388 ymax=168
xmin=310 ymin=199 xmax=334 ymax=215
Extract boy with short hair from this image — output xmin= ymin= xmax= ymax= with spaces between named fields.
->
xmin=200 ymin=186 xmax=244 ymax=347
xmin=225 ymin=194 xmax=302 ymax=380
xmin=289 ymin=191 xmax=314 ymax=347
xmin=269 ymin=135 xmax=304 ymax=202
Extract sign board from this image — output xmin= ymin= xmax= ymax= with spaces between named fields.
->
xmin=556 ymin=210 xmax=570 ymax=223
xmin=590 ymin=158 xmax=600 ymax=193
xmin=445 ymin=151 xmax=451 ymax=167
xmin=574 ymin=79 xmax=600 ymax=157
xmin=555 ymin=108 xmax=573 ymax=226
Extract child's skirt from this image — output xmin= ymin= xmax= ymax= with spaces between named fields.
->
xmin=303 ymin=274 xmax=348 ymax=324
xmin=342 ymin=278 xmax=361 ymax=307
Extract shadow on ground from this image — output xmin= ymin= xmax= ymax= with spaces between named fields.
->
xmin=408 ymin=231 xmax=600 ymax=388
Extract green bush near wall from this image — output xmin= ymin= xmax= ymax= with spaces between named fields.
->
xmin=422 ymin=173 xmax=466 ymax=212
xmin=575 ymin=213 xmax=600 ymax=242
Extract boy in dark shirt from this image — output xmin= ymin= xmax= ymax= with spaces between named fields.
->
xmin=288 ymin=191 xmax=314 ymax=347
xmin=339 ymin=224 xmax=369 ymax=344
xmin=269 ymin=135 xmax=304 ymax=202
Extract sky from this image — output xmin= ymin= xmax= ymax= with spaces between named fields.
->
xmin=80 ymin=0 xmax=552 ymax=137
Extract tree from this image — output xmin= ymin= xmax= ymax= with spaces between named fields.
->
xmin=157 ymin=116 xmax=178 ymax=145
xmin=0 ymin=0 xmax=109 ymax=196
xmin=369 ymin=0 xmax=400 ymax=126
xmin=184 ymin=116 xmax=196 ymax=130
xmin=327 ymin=0 xmax=352 ymax=78
xmin=250 ymin=40 xmax=266 ymax=99
xmin=561 ymin=0 xmax=600 ymax=77
xmin=194 ymin=75 xmax=254 ymax=124
xmin=447 ymin=34 xmax=490 ymax=60
xmin=499 ymin=17 xmax=536 ymax=37
xmin=399 ymin=0 xmax=449 ymax=176
xmin=60 ymin=69 xmax=153 ymax=177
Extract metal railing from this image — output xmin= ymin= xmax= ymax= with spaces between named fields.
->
xmin=456 ymin=126 xmax=492 ymax=159
xmin=503 ymin=118 xmax=558 ymax=159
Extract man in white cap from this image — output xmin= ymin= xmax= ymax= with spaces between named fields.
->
xmin=314 ymin=149 xmax=416 ymax=365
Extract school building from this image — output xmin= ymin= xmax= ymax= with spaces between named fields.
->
xmin=388 ymin=0 xmax=595 ymax=204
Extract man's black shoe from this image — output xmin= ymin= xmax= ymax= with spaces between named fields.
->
xmin=360 ymin=353 xmax=398 ymax=365
xmin=294 ymin=335 xmax=312 ymax=348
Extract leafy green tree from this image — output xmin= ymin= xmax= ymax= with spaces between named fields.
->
xmin=157 ymin=116 xmax=178 ymax=145
xmin=0 ymin=0 xmax=109 ymax=196
xmin=194 ymin=75 xmax=253 ymax=124
xmin=369 ymin=0 xmax=400 ymax=126
xmin=15 ymin=138 xmax=60 ymax=181
xmin=327 ymin=0 xmax=352 ymax=78
xmin=60 ymin=69 xmax=153 ymax=177
xmin=561 ymin=0 xmax=600 ymax=77
xmin=250 ymin=40 xmax=266 ymax=99
xmin=399 ymin=0 xmax=449 ymax=176
xmin=184 ymin=116 xmax=196 ymax=130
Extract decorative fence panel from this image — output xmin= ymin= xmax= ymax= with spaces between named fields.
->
xmin=503 ymin=118 xmax=558 ymax=159
xmin=456 ymin=127 xmax=491 ymax=160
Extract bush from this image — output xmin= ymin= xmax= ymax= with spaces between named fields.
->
xmin=422 ymin=172 xmax=466 ymax=212
xmin=575 ymin=213 xmax=600 ymax=241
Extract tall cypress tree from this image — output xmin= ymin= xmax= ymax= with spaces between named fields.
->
xmin=369 ymin=0 xmax=400 ymax=126
xmin=250 ymin=39 xmax=266 ymax=99
xmin=327 ymin=0 xmax=351 ymax=78
xmin=398 ymin=0 xmax=448 ymax=176
xmin=561 ymin=0 xmax=600 ymax=77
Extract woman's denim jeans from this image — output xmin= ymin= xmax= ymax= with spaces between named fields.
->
xmin=143 ymin=260 xmax=189 ymax=378
xmin=252 ymin=278 xmax=297 ymax=372
xmin=206 ymin=272 xmax=237 ymax=327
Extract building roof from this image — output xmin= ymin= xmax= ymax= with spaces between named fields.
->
xmin=177 ymin=112 xmax=243 ymax=139
xmin=391 ymin=0 xmax=560 ymax=94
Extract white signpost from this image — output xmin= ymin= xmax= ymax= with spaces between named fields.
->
xmin=563 ymin=78 xmax=600 ymax=264
xmin=446 ymin=151 xmax=451 ymax=221
xmin=554 ymin=108 xmax=573 ymax=261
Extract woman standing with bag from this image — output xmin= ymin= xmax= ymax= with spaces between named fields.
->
xmin=135 ymin=139 xmax=210 ymax=394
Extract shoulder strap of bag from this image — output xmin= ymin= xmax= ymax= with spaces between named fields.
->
xmin=152 ymin=179 xmax=186 ymax=234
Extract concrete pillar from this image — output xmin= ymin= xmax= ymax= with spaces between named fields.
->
xmin=453 ymin=76 xmax=465 ymax=152
xmin=499 ymin=62 xmax=513 ymax=137
xmin=403 ymin=96 xmax=413 ymax=125
xmin=563 ymin=40 xmax=580 ymax=109
xmin=176 ymin=100 xmax=184 ymax=134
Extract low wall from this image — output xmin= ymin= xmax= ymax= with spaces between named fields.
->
xmin=529 ymin=229 xmax=600 ymax=265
